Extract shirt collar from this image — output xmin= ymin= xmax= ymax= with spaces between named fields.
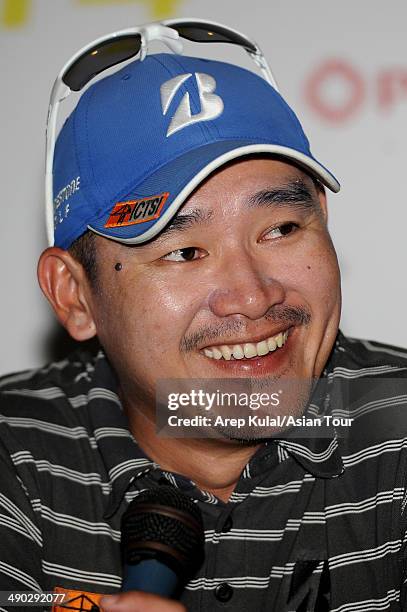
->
xmin=270 ymin=330 xmax=348 ymax=479
xmin=84 ymin=352 xmax=156 ymax=517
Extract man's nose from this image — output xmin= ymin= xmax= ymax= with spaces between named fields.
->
xmin=207 ymin=253 xmax=285 ymax=320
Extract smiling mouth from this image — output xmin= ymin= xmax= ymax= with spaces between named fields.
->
xmin=201 ymin=329 xmax=290 ymax=361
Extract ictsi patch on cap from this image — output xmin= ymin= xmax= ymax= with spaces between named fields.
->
xmin=105 ymin=192 xmax=169 ymax=228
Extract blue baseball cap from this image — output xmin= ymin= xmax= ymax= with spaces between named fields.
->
xmin=53 ymin=53 xmax=340 ymax=249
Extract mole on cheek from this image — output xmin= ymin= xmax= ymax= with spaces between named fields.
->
xmin=114 ymin=262 xmax=123 ymax=271
xmin=307 ymin=265 xmax=311 ymax=270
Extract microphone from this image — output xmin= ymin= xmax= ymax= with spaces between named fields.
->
xmin=121 ymin=485 xmax=205 ymax=597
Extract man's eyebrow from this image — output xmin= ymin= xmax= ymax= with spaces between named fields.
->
xmin=150 ymin=208 xmax=214 ymax=243
xmin=248 ymin=180 xmax=319 ymax=211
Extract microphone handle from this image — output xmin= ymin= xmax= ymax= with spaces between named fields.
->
xmin=122 ymin=559 xmax=179 ymax=597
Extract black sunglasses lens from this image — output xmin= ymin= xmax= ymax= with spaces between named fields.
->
xmin=172 ymin=22 xmax=257 ymax=54
xmin=63 ymin=35 xmax=142 ymax=91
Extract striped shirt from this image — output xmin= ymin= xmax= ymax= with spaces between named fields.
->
xmin=1 ymin=329 xmax=407 ymax=611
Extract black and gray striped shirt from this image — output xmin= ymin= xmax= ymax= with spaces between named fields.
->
xmin=1 ymin=330 xmax=407 ymax=611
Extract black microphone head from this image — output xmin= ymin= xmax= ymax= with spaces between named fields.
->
xmin=121 ymin=485 xmax=205 ymax=582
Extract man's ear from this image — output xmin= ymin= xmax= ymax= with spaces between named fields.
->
xmin=37 ymin=247 xmax=97 ymax=341
xmin=317 ymin=185 xmax=328 ymax=223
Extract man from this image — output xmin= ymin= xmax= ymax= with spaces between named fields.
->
xmin=1 ymin=19 xmax=407 ymax=612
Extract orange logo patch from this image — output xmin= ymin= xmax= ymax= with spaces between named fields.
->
xmin=105 ymin=192 xmax=169 ymax=228
xmin=52 ymin=587 xmax=104 ymax=611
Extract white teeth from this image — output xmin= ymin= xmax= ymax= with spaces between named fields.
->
xmin=220 ymin=345 xmax=232 ymax=360
xmin=203 ymin=329 xmax=290 ymax=361
xmin=256 ymin=340 xmax=269 ymax=356
xmin=243 ymin=343 xmax=257 ymax=358
xmin=212 ymin=347 xmax=223 ymax=360
xmin=267 ymin=337 xmax=277 ymax=351
xmin=232 ymin=345 xmax=244 ymax=359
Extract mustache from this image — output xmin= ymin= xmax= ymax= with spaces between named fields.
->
xmin=180 ymin=305 xmax=311 ymax=352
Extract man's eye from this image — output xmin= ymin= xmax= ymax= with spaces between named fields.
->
xmin=161 ymin=247 xmax=204 ymax=262
xmin=263 ymin=222 xmax=299 ymax=240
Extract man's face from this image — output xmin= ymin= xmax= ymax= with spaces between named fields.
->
xmin=88 ymin=157 xmax=341 ymax=424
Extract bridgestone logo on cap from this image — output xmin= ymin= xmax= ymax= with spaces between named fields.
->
xmin=105 ymin=193 xmax=169 ymax=228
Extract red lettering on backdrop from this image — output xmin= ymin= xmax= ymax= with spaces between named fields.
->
xmin=377 ymin=69 xmax=407 ymax=109
xmin=304 ymin=59 xmax=365 ymax=122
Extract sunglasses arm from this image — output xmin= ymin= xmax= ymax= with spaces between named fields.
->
xmin=45 ymin=79 xmax=71 ymax=246
xmin=248 ymin=49 xmax=280 ymax=92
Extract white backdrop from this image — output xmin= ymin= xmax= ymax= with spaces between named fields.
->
xmin=1 ymin=0 xmax=406 ymax=376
